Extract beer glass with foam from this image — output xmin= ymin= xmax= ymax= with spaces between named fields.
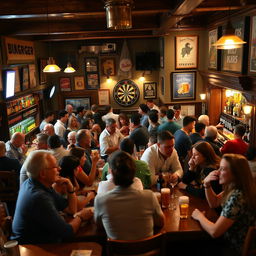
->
xmin=161 ymin=188 xmax=170 ymax=209
xmin=179 ymin=196 xmax=189 ymax=219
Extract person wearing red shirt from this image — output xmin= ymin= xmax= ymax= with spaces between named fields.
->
xmin=221 ymin=124 xmax=248 ymax=156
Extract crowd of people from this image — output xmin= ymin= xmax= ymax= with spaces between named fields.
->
xmin=0 ymin=100 xmax=255 ymax=255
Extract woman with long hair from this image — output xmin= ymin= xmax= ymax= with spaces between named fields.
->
xmin=67 ymin=115 xmax=79 ymax=131
xmin=117 ymin=113 xmax=130 ymax=136
xmin=192 ymin=154 xmax=256 ymax=255
xmin=178 ymin=141 xmax=222 ymax=198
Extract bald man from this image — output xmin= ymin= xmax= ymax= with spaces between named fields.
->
xmin=5 ymin=132 xmax=27 ymax=165
xmin=0 ymin=141 xmax=21 ymax=173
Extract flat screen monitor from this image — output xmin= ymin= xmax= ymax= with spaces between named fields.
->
xmin=135 ymin=52 xmax=159 ymax=71
xmin=4 ymin=70 xmax=16 ymax=99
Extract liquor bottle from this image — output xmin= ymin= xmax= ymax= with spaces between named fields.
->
xmin=157 ymin=171 xmax=164 ymax=192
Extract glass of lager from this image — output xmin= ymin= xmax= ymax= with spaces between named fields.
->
xmin=179 ymin=196 xmax=189 ymax=219
xmin=161 ymin=188 xmax=170 ymax=209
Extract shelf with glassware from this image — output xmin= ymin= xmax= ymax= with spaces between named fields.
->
xmin=6 ymin=93 xmax=40 ymax=139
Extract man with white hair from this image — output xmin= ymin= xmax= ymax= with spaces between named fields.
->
xmin=198 ymin=115 xmax=210 ymax=126
xmin=204 ymin=126 xmax=221 ymax=156
xmin=12 ymin=150 xmax=93 ymax=244
xmin=65 ymin=104 xmax=75 ymax=118
xmin=5 ymin=132 xmax=27 ymax=165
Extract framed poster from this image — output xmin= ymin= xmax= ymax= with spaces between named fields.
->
xmin=175 ymin=36 xmax=198 ymax=69
xmin=171 ymin=72 xmax=196 ymax=101
xmin=86 ymin=73 xmax=100 ymax=90
xmin=160 ymin=37 xmax=164 ymax=68
xmin=221 ymin=19 xmax=245 ymax=73
xmin=21 ymin=66 xmax=29 ymax=91
xmin=85 ymin=57 xmax=98 ymax=72
xmin=74 ymin=76 xmax=85 ymax=90
xmin=161 ymin=76 xmax=165 ymax=95
xmin=29 ymin=64 xmax=36 ymax=88
xmin=65 ymin=97 xmax=90 ymax=111
xmin=101 ymin=58 xmax=116 ymax=76
xmin=143 ymin=82 xmax=157 ymax=99
xmin=208 ymin=29 xmax=218 ymax=70
xmin=98 ymin=89 xmax=110 ymax=105
xmin=249 ymin=16 xmax=256 ymax=73
xmin=60 ymin=77 xmax=71 ymax=92
xmin=13 ymin=67 xmax=21 ymax=93
xmin=39 ymin=58 xmax=47 ymax=84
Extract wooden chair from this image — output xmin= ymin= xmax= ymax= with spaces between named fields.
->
xmin=242 ymin=226 xmax=256 ymax=256
xmin=107 ymin=232 xmax=165 ymax=256
xmin=0 ymin=171 xmax=18 ymax=202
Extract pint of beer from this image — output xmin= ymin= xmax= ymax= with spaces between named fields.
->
xmin=161 ymin=188 xmax=170 ymax=208
xmin=179 ymin=196 xmax=189 ymax=219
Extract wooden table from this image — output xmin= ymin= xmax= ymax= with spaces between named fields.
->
xmin=19 ymin=242 xmax=102 ymax=256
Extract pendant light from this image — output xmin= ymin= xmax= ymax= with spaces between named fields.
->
xmin=64 ymin=62 xmax=76 ymax=73
xmin=43 ymin=1 xmax=61 ymax=73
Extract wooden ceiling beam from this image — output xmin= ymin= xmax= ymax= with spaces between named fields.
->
xmin=193 ymin=6 xmax=242 ymax=12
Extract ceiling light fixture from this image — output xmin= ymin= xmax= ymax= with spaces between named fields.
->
xmin=104 ymin=0 xmax=133 ymax=30
xmin=64 ymin=62 xmax=76 ymax=73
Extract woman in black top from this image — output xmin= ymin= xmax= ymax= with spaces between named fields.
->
xmin=178 ymin=141 xmax=222 ymax=198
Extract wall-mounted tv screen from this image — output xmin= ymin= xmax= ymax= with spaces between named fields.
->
xmin=4 ymin=70 xmax=16 ymax=99
xmin=135 ymin=52 xmax=159 ymax=71
xmin=65 ymin=97 xmax=90 ymax=112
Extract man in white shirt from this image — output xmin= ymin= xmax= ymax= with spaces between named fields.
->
xmin=54 ymin=110 xmax=69 ymax=138
xmin=141 ymin=130 xmax=183 ymax=185
xmin=99 ymin=118 xmax=123 ymax=160
xmin=146 ymin=99 xmax=160 ymax=113
xmin=102 ymin=105 xmax=119 ymax=123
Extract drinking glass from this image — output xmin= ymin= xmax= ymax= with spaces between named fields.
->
xmin=161 ymin=188 xmax=170 ymax=209
xmin=162 ymin=172 xmax=169 ymax=188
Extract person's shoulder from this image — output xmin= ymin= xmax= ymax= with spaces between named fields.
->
xmin=135 ymin=159 xmax=149 ymax=167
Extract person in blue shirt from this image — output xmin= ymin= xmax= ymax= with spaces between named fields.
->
xmin=138 ymin=104 xmax=150 ymax=128
xmin=12 ymin=150 xmax=92 ymax=244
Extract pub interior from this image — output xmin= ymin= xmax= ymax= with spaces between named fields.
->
xmin=0 ymin=0 xmax=256 ymax=256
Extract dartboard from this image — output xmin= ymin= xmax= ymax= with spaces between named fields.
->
xmin=113 ymin=79 xmax=140 ymax=106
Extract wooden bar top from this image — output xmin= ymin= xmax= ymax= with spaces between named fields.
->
xmin=19 ymin=242 xmax=102 ymax=256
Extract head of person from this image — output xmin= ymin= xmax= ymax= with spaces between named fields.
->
xmin=105 ymin=118 xmax=117 ymax=135
xmin=183 ymin=116 xmax=196 ymax=132
xmin=146 ymin=99 xmax=154 ymax=109
xmin=138 ymin=104 xmax=149 ymax=115
xmin=67 ymin=131 xmax=77 ymax=145
xmin=148 ymin=134 xmax=157 ymax=147
xmin=220 ymin=154 xmax=256 ymax=211
xmin=68 ymin=115 xmax=79 ymax=130
xmin=76 ymin=129 xmax=91 ymax=148
xmin=198 ymin=115 xmax=210 ymax=126
xmin=205 ymin=125 xmax=218 ymax=140
xmin=80 ymin=118 xmax=93 ymax=130
xmin=105 ymin=105 xmax=112 ymax=113
xmin=25 ymin=150 xmax=60 ymax=187
xmin=59 ymin=155 xmax=80 ymax=184
xmin=69 ymin=146 xmax=87 ymax=166
xmin=65 ymin=104 xmax=73 ymax=115
xmin=130 ymin=113 xmax=141 ymax=129
xmin=118 ymin=113 xmax=129 ymax=127
xmin=44 ymin=111 xmax=54 ymax=122
xmin=0 ymin=141 xmax=6 ymax=157
xmin=195 ymin=122 xmax=206 ymax=136
xmin=173 ymin=104 xmax=181 ymax=118
xmin=159 ymin=106 xmax=167 ymax=118
xmin=58 ymin=110 xmax=69 ymax=123
xmin=166 ymin=109 xmax=175 ymax=120
xmin=36 ymin=133 xmax=49 ymax=150
xmin=120 ymin=138 xmax=134 ymax=155
xmin=43 ymin=124 xmax=55 ymax=136
xmin=234 ymin=124 xmax=246 ymax=138
xmin=191 ymin=141 xmax=220 ymax=168
xmin=148 ymin=110 xmax=159 ymax=124
xmin=108 ymin=150 xmax=135 ymax=188
xmin=91 ymin=104 xmax=98 ymax=113
xmin=47 ymin=135 xmax=61 ymax=150
xmin=157 ymin=131 xmax=175 ymax=158
xmin=76 ymin=106 xmax=85 ymax=117
xmin=91 ymin=124 xmax=102 ymax=135
xmin=10 ymin=132 xmax=25 ymax=148
xmin=85 ymin=110 xmax=93 ymax=120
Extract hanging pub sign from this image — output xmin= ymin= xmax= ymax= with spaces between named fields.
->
xmin=3 ymin=37 xmax=35 ymax=64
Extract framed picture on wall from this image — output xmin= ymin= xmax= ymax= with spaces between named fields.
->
xmin=98 ymin=89 xmax=110 ymax=105
xmin=143 ymin=82 xmax=157 ymax=99
xmin=159 ymin=37 xmax=164 ymax=68
xmin=86 ymin=73 xmax=100 ymax=89
xmin=29 ymin=64 xmax=36 ymax=88
xmin=101 ymin=58 xmax=116 ymax=76
xmin=85 ymin=57 xmax=98 ymax=72
xmin=74 ymin=76 xmax=85 ymax=90
xmin=161 ymin=76 xmax=165 ymax=95
xmin=208 ymin=29 xmax=218 ymax=70
xmin=249 ymin=16 xmax=256 ymax=73
xmin=39 ymin=58 xmax=47 ymax=84
xmin=13 ymin=67 xmax=21 ymax=93
xmin=171 ymin=72 xmax=196 ymax=101
xmin=21 ymin=66 xmax=29 ymax=91
xmin=60 ymin=77 xmax=71 ymax=92
xmin=65 ymin=97 xmax=90 ymax=111
xmin=175 ymin=35 xmax=198 ymax=69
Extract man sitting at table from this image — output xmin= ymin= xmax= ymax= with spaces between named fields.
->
xmin=12 ymin=150 xmax=93 ymax=244
xmin=141 ymin=130 xmax=183 ymax=185
xmin=94 ymin=150 xmax=164 ymax=240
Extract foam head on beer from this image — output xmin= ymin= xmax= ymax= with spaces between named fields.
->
xmin=179 ymin=196 xmax=189 ymax=219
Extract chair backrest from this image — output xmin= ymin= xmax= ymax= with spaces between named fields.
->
xmin=0 ymin=171 xmax=18 ymax=202
xmin=242 ymin=226 xmax=256 ymax=256
xmin=107 ymin=232 xmax=165 ymax=256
